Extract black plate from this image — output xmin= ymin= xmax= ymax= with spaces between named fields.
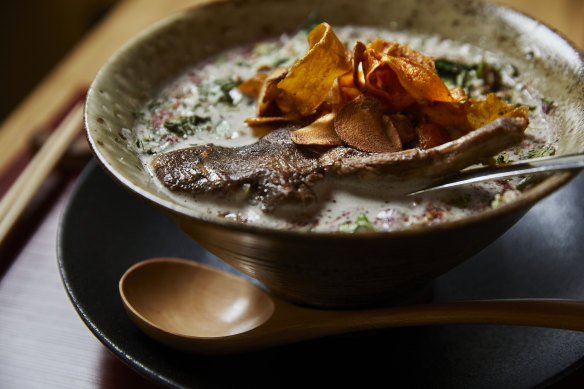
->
xmin=58 ymin=161 xmax=584 ymax=388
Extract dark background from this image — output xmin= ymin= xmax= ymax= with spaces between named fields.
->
xmin=0 ymin=0 xmax=117 ymax=123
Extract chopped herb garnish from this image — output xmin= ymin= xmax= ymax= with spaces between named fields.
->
xmin=475 ymin=61 xmax=486 ymax=78
xmin=198 ymin=77 xmax=241 ymax=105
xmin=338 ymin=214 xmax=376 ymax=233
xmin=495 ymin=152 xmax=511 ymax=165
xmin=253 ymin=42 xmax=278 ymax=57
xmin=491 ymin=194 xmax=503 ymax=209
xmin=541 ymin=98 xmax=554 ymax=114
xmin=215 ymin=77 xmax=239 ymax=93
xmin=164 ymin=115 xmax=211 ymax=136
xmin=528 ymin=145 xmax=555 ymax=159
xmin=147 ymin=99 xmax=163 ymax=111
xmin=435 ymin=58 xmax=476 ymax=89
xmin=436 ymin=58 xmax=504 ymax=93
xmin=253 ymin=42 xmax=296 ymax=70
xmin=541 ymin=97 xmax=554 ymax=105
xmin=215 ymin=120 xmax=231 ymax=137
xmin=435 ymin=58 xmax=476 ymax=77
xmin=476 ymin=60 xmax=502 ymax=92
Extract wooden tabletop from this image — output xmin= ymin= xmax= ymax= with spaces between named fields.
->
xmin=0 ymin=0 xmax=583 ymax=387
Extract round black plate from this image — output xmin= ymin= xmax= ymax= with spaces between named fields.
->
xmin=58 ymin=161 xmax=584 ymax=388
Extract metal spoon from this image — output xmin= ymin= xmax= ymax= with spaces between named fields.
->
xmin=409 ymin=153 xmax=584 ymax=195
xmin=119 ymin=257 xmax=584 ymax=354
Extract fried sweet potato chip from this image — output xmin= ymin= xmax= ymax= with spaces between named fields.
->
xmin=466 ymin=93 xmax=529 ymax=130
xmin=362 ymin=53 xmax=415 ymax=111
xmin=245 ymin=116 xmax=294 ymax=125
xmin=277 ymin=23 xmax=352 ymax=116
xmin=410 ymin=93 xmax=529 ymax=140
xmin=415 ymin=122 xmax=452 ymax=149
xmin=237 ymin=72 xmax=268 ymax=98
xmin=368 ymin=39 xmax=434 ymax=68
xmin=412 ymin=101 xmax=472 ymax=133
xmin=256 ymin=67 xmax=289 ymax=118
xmin=384 ymin=56 xmax=456 ymax=102
xmin=329 ymin=72 xmax=361 ymax=107
xmin=360 ymin=40 xmax=460 ymax=111
xmin=243 ymin=24 xmax=529 ymax=155
xmin=352 ymin=41 xmax=367 ymax=90
xmin=246 ymin=67 xmax=300 ymax=126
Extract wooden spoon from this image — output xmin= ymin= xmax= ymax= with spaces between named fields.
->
xmin=119 ymin=257 xmax=584 ymax=355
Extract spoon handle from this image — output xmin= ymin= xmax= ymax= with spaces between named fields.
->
xmin=410 ymin=153 xmax=584 ymax=195
xmin=314 ymin=299 xmax=584 ymax=333
xmin=274 ymin=298 xmax=584 ymax=342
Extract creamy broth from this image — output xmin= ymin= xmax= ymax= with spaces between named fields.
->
xmin=131 ymin=25 xmax=557 ymax=232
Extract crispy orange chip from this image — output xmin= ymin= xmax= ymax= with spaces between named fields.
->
xmin=412 ymin=101 xmax=472 ymax=133
xmin=364 ymin=59 xmax=416 ymax=111
xmin=328 ymin=72 xmax=360 ymax=108
xmin=466 ymin=93 xmax=529 ymax=130
xmin=242 ymin=24 xmax=529 ymax=154
xmin=383 ymin=56 xmax=456 ymax=102
xmin=276 ymin=23 xmax=352 ymax=116
xmin=244 ymin=116 xmax=293 ymax=126
xmin=358 ymin=40 xmax=463 ymax=112
xmin=256 ymin=67 xmax=289 ymax=117
xmin=352 ymin=41 xmax=367 ymax=90
xmin=368 ymin=39 xmax=435 ymax=70
xmin=415 ymin=122 xmax=452 ymax=150
xmin=237 ymin=73 xmax=268 ymax=98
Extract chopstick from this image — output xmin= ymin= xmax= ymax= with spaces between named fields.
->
xmin=0 ymin=101 xmax=85 ymax=247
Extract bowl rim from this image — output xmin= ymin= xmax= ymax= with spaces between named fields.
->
xmin=85 ymin=0 xmax=583 ymax=239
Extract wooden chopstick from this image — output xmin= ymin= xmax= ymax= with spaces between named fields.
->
xmin=0 ymin=101 xmax=85 ymax=247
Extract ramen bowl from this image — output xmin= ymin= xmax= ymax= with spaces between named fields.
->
xmin=85 ymin=0 xmax=584 ymax=307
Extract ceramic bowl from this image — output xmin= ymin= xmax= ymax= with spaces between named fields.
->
xmin=85 ymin=0 xmax=584 ymax=307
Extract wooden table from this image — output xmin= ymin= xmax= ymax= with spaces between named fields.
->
xmin=0 ymin=0 xmax=583 ymax=387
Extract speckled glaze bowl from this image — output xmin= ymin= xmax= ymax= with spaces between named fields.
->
xmin=85 ymin=0 xmax=584 ymax=307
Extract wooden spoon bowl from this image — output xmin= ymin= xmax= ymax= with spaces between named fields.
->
xmin=120 ymin=258 xmax=274 ymax=339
